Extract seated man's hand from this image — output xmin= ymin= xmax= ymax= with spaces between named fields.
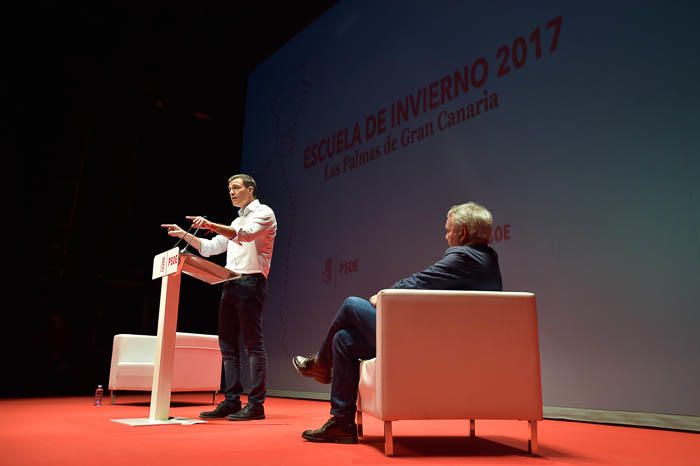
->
xmin=369 ymin=294 xmax=378 ymax=307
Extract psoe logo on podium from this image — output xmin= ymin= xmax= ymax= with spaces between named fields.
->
xmin=152 ymin=247 xmax=181 ymax=280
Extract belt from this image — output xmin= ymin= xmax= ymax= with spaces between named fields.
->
xmin=238 ymin=272 xmax=265 ymax=278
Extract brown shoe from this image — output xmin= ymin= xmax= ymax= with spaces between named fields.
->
xmin=292 ymin=354 xmax=331 ymax=384
xmin=302 ymin=417 xmax=358 ymax=444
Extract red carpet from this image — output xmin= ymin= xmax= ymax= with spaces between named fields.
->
xmin=1 ymin=395 xmax=697 ymax=465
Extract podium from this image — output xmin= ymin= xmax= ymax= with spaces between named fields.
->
xmin=112 ymin=248 xmax=239 ymax=426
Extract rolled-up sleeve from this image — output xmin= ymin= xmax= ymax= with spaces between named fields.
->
xmin=199 ymin=234 xmax=229 ymax=257
xmin=236 ymin=206 xmax=276 ymax=243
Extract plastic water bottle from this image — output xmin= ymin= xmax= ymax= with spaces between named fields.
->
xmin=94 ymin=384 xmax=103 ymax=406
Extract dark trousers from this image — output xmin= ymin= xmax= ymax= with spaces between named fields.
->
xmin=218 ymin=274 xmax=267 ymax=406
xmin=317 ymin=296 xmax=377 ymax=420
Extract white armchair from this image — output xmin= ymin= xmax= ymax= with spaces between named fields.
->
xmin=357 ymin=290 xmax=543 ymax=456
xmin=108 ymin=332 xmax=222 ymax=404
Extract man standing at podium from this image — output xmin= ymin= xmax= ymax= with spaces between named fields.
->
xmin=162 ymin=174 xmax=276 ymax=421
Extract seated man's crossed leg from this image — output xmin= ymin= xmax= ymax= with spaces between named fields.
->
xmin=293 ymin=296 xmax=377 ymax=443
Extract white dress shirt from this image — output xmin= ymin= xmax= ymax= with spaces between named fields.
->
xmin=198 ymin=199 xmax=277 ymax=278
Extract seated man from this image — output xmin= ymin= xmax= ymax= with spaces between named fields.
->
xmin=293 ymin=202 xmax=503 ymax=444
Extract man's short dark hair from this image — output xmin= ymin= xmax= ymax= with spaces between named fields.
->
xmin=229 ymin=174 xmax=257 ymax=198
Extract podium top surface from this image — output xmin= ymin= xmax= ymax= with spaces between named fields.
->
xmin=180 ymin=252 xmax=240 ymax=285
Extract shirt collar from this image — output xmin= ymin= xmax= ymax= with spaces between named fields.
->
xmin=238 ymin=198 xmax=261 ymax=217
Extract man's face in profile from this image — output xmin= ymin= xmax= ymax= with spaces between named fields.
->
xmin=229 ymin=178 xmax=254 ymax=208
xmin=445 ymin=214 xmax=466 ymax=247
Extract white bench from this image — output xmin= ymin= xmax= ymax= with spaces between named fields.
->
xmin=108 ymin=332 xmax=221 ymax=404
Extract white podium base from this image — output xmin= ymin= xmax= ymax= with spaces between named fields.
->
xmin=111 ymin=417 xmax=206 ymax=427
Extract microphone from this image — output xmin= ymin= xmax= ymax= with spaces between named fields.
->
xmin=174 ymin=216 xmax=207 ymax=253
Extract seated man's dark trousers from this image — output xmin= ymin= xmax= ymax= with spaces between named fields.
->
xmin=316 ymin=296 xmax=377 ymax=421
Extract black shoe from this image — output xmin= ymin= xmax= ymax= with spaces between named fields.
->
xmin=293 ymin=354 xmax=331 ymax=384
xmin=199 ymin=400 xmax=242 ymax=419
xmin=226 ymin=403 xmax=265 ymax=421
xmin=302 ymin=417 xmax=358 ymax=444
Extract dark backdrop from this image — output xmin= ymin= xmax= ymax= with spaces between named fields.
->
xmin=8 ymin=1 xmax=335 ymax=397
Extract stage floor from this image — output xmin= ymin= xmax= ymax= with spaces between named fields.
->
xmin=2 ymin=394 xmax=697 ymax=465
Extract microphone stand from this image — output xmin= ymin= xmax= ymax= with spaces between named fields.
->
xmin=172 ymin=216 xmax=209 ymax=254
xmin=172 ymin=224 xmax=201 ymax=254
xmin=179 ymin=227 xmax=202 ymax=254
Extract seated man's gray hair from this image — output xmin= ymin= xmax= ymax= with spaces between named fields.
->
xmin=448 ymin=202 xmax=493 ymax=245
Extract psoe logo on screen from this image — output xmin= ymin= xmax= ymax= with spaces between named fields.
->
xmin=490 ymin=223 xmax=512 ymax=242
xmin=321 ymin=258 xmax=334 ymax=284
xmin=322 ymin=257 xmax=360 ymax=284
